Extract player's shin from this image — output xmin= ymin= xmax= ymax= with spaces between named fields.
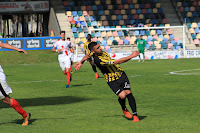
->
xmin=118 ymin=97 xmax=126 ymax=110
xmin=10 ymin=98 xmax=27 ymax=119
xmin=66 ymin=71 xmax=71 ymax=85
xmin=126 ymin=93 xmax=137 ymax=116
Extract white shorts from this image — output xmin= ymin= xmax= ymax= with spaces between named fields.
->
xmin=59 ymin=59 xmax=71 ymax=71
xmin=70 ymin=53 xmax=74 ymax=62
xmin=0 ymin=71 xmax=12 ymax=99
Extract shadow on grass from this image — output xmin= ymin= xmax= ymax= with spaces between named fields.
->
xmin=104 ymin=115 xmax=147 ymax=121
xmin=0 ymin=96 xmax=93 ymax=109
xmin=72 ymin=83 xmax=92 ymax=87
xmin=0 ymin=119 xmax=37 ymax=126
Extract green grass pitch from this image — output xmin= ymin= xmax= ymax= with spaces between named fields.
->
xmin=0 ymin=50 xmax=200 ymax=133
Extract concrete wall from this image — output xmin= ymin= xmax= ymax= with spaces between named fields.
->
xmin=48 ymin=7 xmax=60 ymax=36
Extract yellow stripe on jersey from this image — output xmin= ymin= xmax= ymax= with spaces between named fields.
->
xmin=84 ymin=41 xmax=94 ymax=55
xmin=93 ymin=52 xmax=124 ymax=82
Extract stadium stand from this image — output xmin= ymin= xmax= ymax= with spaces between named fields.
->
xmin=174 ymin=0 xmax=200 ymax=47
xmin=52 ymin=0 xmax=191 ymax=53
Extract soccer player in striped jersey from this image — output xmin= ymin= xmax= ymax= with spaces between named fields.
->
xmin=84 ymin=34 xmax=99 ymax=79
xmin=0 ymin=42 xmax=31 ymax=126
xmin=74 ymin=42 xmax=140 ymax=122
xmin=52 ymin=31 xmax=72 ymax=88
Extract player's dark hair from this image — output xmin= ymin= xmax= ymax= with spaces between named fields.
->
xmin=88 ymin=42 xmax=97 ymax=51
xmin=67 ymin=37 xmax=70 ymax=40
xmin=60 ymin=31 xmax=65 ymax=34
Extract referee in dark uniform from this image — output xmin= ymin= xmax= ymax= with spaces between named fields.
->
xmin=74 ymin=42 xmax=140 ymax=122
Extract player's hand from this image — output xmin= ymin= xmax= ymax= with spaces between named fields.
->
xmin=57 ymin=49 xmax=62 ymax=52
xmin=74 ymin=62 xmax=82 ymax=71
xmin=131 ymin=50 xmax=139 ymax=58
xmin=18 ymin=49 xmax=28 ymax=55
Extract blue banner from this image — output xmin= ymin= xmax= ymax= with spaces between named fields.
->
xmin=0 ymin=36 xmax=61 ymax=51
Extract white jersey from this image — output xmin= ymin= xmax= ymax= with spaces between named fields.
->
xmin=53 ymin=39 xmax=72 ymax=62
xmin=0 ymin=65 xmax=12 ymax=99
xmin=0 ymin=65 xmax=5 ymax=80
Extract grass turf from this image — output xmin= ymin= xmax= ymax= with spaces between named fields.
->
xmin=0 ymin=50 xmax=200 ymax=133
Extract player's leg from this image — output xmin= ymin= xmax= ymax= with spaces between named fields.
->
xmin=142 ymin=50 xmax=145 ymax=62
xmin=70 ymin=61 xmax=73 ymax=73
xmin=0 ymin=80 xmax=31 ymax=126
xmin=63 ymin=59 xmax=71 ymax=88
xmin=70 ymin=54 xmax=74 ymax=73
xmin=108 ymin=80 xmax=132 ymax=119
xmin=138 ymin=49 xmax=141 ymax=62
xmin=122 ymin=74 xmax=139 ymax=122
xmin=118 ymin=91 xmax=133 ymax=119
xmin=89 ymin=58 xmax=99 ymax=79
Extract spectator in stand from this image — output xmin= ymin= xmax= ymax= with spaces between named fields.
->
xmin=29 ymin=31 xmax=34 ymax=37
xmin=76 ymin=18 xmax=81 ymax=27
xmin=70 ymin=19 xmax=76 ymax=28
xmin=138 ymin=21 xmax=144 ymax=27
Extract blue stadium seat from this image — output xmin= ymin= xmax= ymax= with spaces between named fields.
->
xmin=68 ymin=1 xmax=74 ymax=6
xmin=65 ymin=6 xmax=70 ymax=11
xmin=107 ymin=49 xmax=112 ymax=53
xmin=117 ymin=15 xmax=123 ymax=20
xmin=140 ymin=30 xmax=145 ymax=36
xmin=99 ymin=10 xmax=104 ymax=16
xmin=145 ymin=43 xmax=149 ymax=49
xmin=136 ymin=9 xmax=142 ymax=14
xmin=74 ymin=33 xmax=78 ymax=38
xmin=147 ymin=9 xmax=152 ymax=13
xmin=74 ymin=17 xmax=79 ymax=21
xmin=195 ymin=28 xmax=199 ymax=33
xmin=129 ymin=4 xmax=134 ymax=9
xmin=92 ymin=5 xmax=97 ymax=10
xmin=109 ymin=37 xmax=114 ymax=41
xmin=124 ymin=39 xmax=129 ymax=45
xmin=170 ymin=35 xmax=175 ymax=39
xmin=72 ymin=27 xmax=77 ymax=33
xmin=156 ymin=30 xmax=162 ymax=35
xmin=134 ymin=30 xmax=139 ymax=36
xmin=78 ymin=11 xmax=83 ymax=16
xmin=81 ymin=21 xmax=86 ymax=27
xmin=72 ymin=11 xmax=77 ymax=17
xmin=146 ymin=30 xmax=150 ymax=36
xmin=97 ymin=5 xmax=103 ymax=10
xmin=163 ymin=38 xmax=169 ymax=43
xmin=90 ymin=16 xmax=95 ymax=21
xmin=128 ymin=15 xmax=133 ymax=20
xmin=85 ymin=33 xmax=88 ymax=37
xmin=198 ymin=22 xmax=200 ymax=28
xmin=96 ymin=32 xmax=101 ymax=37
xmin=114 ymin=21 xmax=119 ymax=26
xmin=118 ymin=31 xmax=123 ymax=36
xmin=184 ymin=7 xmax=189 ymax=12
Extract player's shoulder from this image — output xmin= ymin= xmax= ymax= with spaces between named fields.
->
xmin=55 ymin=39 xmax=61 ymax=43
xmin=103 ymin=51 xmax=109 ymax=56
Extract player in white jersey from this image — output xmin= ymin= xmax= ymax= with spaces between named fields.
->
xmin=67 ymin=38 xmax=76 ymax=73
xmin=0 ymin=43 xmax=31 ymax=126
xmin=52 ymin=31 xmax=72 ymax=88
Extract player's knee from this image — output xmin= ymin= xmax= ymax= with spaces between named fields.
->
xmin=2 ymin=96 xmax=12 ymax=105
xmin=118 ymin=91 xmax=126 ymax=99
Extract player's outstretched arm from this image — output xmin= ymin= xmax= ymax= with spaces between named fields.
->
xmin=74 ymin=54 xmax=90 ymax=71
xmin=114 ymin=50 xmax=139 ymax=64
xmin=0 ymin=43 xmax=28 ymax=55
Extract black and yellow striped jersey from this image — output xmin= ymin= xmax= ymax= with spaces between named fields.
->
xmin=90 ymin=52 xmax=124 ymax=82
xmin=84 ymin=41 xmax=94 ymax=55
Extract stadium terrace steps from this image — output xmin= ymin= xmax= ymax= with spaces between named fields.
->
xmin=159 ymin=0 xmax=181 ymax=26
xmin=50 ymin=0 xmax=75 ymax=43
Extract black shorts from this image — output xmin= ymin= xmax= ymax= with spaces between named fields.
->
xmin=107 ymin=72 xmax=131 ymax=95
